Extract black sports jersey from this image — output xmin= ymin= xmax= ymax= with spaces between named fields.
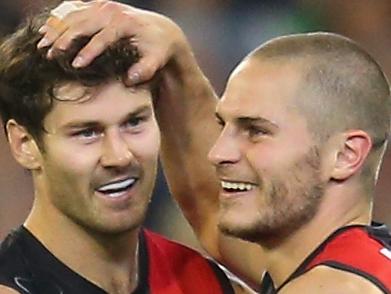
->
xmin=260 ymin=223 xmax=391 ymax=293
xmin=0 ymin=226 xmax=233 ymax=294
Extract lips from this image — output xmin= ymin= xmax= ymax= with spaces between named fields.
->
xmin=96 ymin=177 xmax=137 ymax=198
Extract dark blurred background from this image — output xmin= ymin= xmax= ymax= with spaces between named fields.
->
xmin=1 ymin=0 xmax=390 ymax=248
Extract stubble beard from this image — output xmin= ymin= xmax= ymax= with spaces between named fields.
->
xmin=218 ymin=147 xmax=325 ymax=245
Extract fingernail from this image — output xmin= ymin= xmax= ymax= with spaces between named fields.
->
xmin=38 ymin=25 xmax=48 ymax=34
xmin=37 ymin=37 xmax=50 ymax=49
xmin=38 ymin=25 xmax=47 ymax=34
xmin=47 ymin=48 xmax=53 ymax=59
xmin=72 ymin=56 xmax=84 ymax=68
xmin=129 ymin=72 xmax=140 ymax=84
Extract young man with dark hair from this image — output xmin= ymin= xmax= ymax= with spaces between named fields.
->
xmin=39 ymin=1 xmax=391 ymax=293
xmin=0 ymin=9 xmax=235 ymax=294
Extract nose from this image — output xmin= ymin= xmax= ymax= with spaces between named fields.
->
xmin=208 ymin=127 xmax=241 ymax=167
xmin=100 ymin=130 xmax=133 ymax=168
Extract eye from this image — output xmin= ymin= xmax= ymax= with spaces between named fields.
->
xmin=126 ymin=116 xmax=144 ymax=127
xmin=71 ymin=128 xmax=101 ymax=142
xmin=122 ymin=115 xmax=149 ymax=133
xmin=246 ymin=125 xmax=268 ymax=138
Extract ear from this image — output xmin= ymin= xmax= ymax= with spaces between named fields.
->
xmin=6 ymin=119 xmax=42 ymax=170
xmin=331 ymin=130 xmax=372 ymax=181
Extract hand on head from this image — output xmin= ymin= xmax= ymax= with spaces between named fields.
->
xmin=38 ymin=0 xmax=185 ymax=86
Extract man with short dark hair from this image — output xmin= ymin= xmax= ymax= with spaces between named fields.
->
xmin=38 ymin=1 xmax=391 ymax=293
xmin=0 ymin=8 xmax=235 ymax=294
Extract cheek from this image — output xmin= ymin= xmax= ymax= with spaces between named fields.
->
xmin=245 ymin=144 xmax=284 ymax=176
xmin=148 ymin=125 xmax=161 ymax=156
xmin=45 ymin=141 xmax=99 ymax=177
xmin=246 ymin=141 xmax=310 ymax=175
xmin=129 ymin=126 xmax=160 ymax=164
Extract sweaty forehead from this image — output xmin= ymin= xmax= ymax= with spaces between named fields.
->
xmin=218 ymin=58 xmax=305 ymax=119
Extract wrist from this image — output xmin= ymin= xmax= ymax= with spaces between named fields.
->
xmin=167 ymin=33 xmax=200 ymax=82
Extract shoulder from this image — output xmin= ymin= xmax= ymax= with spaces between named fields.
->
xmin=280 ymin=265 xmax=384 ymax=294
xmin=303 ymin=225 xmax=391 ymax=290
xmin=310 ymin=225 xmax=391 ymax=265
xmin=0 ymin=229 xmax=32 ymax=292
xmin=143 ymin=229 xmax=202 ymax=257
xmin=143 ymin=229 xmax=214 ymax=269
xmin=142 ymin=230 xmax=235 ymax=293
xmin=0 ymin=229 xmax=26 ymax=269
xmin=0 ymin=227 xmax=26 ymax=260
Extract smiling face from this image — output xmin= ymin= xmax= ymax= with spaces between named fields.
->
xmin=33 ymin=80 xmax=160 ymax=235
xmin=208 ymin=58 xmax=326 ymax=243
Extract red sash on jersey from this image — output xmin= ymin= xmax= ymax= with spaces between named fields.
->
xmin=306 ymin=226 xmax=391 ymax=292
xmin=144 ymin=230 xmax=230 ymax=294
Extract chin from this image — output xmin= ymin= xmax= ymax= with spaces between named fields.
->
xmin=86 ymin=218 xmax=144 ymax=237
xmin=100 ymin=199 xmax=150 ymax=234
xmin=102 ymin=222 xmax=142 ymax=236
xmin=77 ymin=208 xmax=147 ymax=237
xmin=217 ymin=210 xmax=294 ymax=244
xmin=217 ymin=210 xmax=262 ymax=242
xmin=218 ymin=220 xmax=261 ymax=243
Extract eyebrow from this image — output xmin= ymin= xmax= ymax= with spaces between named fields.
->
xmin=61 ymin=105 xmax=152 ymax=130
xmin=215 ymin=112 xmax=279 ymax=129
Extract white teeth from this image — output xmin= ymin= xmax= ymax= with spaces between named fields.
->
xmin=104 ymin=191 xmax=126 ymax=198
xmin=221 ymin=181 xmax=253 ymax=191
xmin=97 ymin=178 xmax=135 ymax=192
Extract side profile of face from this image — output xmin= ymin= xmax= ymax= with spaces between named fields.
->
xmin=33 ymin=80 xmax=160 ymax=235
xmin=208 ymin=57 xmax=326 ymax=243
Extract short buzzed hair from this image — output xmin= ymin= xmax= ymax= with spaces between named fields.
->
xmin=249 ymin=32 xmax=391 ymax=149
xmin=248 ymin=32 xmax=391 ymax=185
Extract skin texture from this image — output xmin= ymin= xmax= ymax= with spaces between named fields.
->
xmin=210 ymin=58 xmax=325 ymax=244
xmin=34 ymin=1 xmax=391 ymax=293
xmin=7 ymin=80 xmax=160 ymax=293
xmin=29 ymin=81 xmax=159 ymax=235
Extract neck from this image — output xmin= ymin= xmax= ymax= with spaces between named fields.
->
xmin=260 ymin=184 xmax=371 ymax=288
xmin=25 ymin=200 xmax=140 ymax=294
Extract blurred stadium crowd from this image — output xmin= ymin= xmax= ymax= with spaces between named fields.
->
xmin=0 ymin=0 xmax=390 ymax=247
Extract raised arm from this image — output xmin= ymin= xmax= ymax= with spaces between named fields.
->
xmin=155 ymin=38 xmax=265 ymax=290
xmin=39 ymin=1 xmax=265 ymax=288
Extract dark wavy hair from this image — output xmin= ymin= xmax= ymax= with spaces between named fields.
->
xmin=0 ymin=10 xmax=139 ymax=142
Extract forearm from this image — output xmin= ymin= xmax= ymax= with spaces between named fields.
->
xmin=154 ymin=39 xmax=221 ymax=236
xmin=154 ymin=35 xmax=265 ymax=291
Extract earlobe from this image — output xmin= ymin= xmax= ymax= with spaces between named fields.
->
xmin=6 ymin=119 xmax=42 ymax=170
xmin=331 ymin=130 xmax=372 ymax=181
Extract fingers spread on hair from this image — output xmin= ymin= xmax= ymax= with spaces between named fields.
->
xmin=37 ymin=1 xmax=85 ymax=48
xmin=72 ymin=26 xmax=126 ymax=68
xmin=51 ymin=17 xmax=113 ymax=61
xmin=37 ymin=16 xmax=68 ymax=49
xmin=70 ymin=14 xmax=134 ymax=68
xmin=38 ymin=1 xmax=106 ymax=54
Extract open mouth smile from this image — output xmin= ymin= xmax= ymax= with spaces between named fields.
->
xmin=220 ymin=180 xmax=256 ymax=192
xmin=96 ymin=177 xmax=138 ymax=198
